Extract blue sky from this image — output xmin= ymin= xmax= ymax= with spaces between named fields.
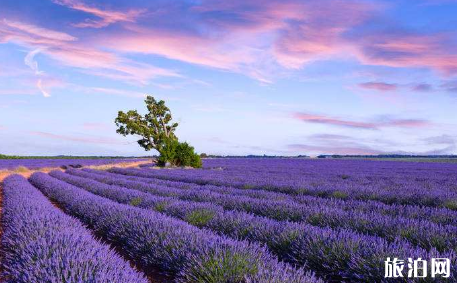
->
xmin=0 ymin=0 xmax=456 ymax=156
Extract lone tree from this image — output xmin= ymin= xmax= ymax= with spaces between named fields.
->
xmin=115 ymin=95 xmax=201 ymax=168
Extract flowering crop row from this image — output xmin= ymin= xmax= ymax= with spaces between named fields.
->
xmin=93 ymin=168 xmax=457 ymax=227
xmin=66 ymin=168 xmax=457 ymax=253
xmin=1 ymin=174 xmax=146 ymax=283
xmin=29 ymin=172 xmax=319 ymax=283
xmin=49 ymin=170 xmax=455 ymax=282
xmin=107 ymin=159 xmax=457 ymax=209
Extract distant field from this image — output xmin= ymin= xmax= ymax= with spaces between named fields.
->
xmin=1 ymin=158 xmax=457 ymax=282
xmin=328 ymin=157 xmax=457 ymax=163
xmin=368 ymin=157 xmax=457 ymax=163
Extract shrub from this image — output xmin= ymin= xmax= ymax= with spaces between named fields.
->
xmin=157 ymin=139 xmax=202 ymax=168
xmin=157 ymin=139 xmax=179 ymax=167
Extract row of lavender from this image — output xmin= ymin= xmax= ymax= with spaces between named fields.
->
xmin=49 ymin=169 xmax=455 ymax=282
xmin=28 ymin=172 xmax=320 ymax=283
xmin=1 ymin=175 xmax=146 ymax=282
xmin=0 ymin=158 xmax=148 ymax=170
xmin=122 ymin=158 xmax=457 ymax=208
xmin=81 ymin=168 xmax=457 ymax=253
xmin=107 ymin=167 xmax=457 ymax=227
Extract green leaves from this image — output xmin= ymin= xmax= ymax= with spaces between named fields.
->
xmin=157 ymin=139 xmax=202 ymax=168
xmin=115 ymin=95 xmax=178 ymax=152
xmin=115 ymin=95 xmax=200 ymax=167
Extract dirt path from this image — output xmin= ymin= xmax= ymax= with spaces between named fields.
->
xmin=0 ymin=160 xmax=151 ymax=182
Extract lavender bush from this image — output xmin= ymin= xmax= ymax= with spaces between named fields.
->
xmin=49 ymin=170 xmax=455 ymax=282
xmin=108 ymin=158 xmax=457 ymax=208
xmin=92 ymin=168 xmax=457 ymax=227
xmin=29 ymin=172 xmax=320 ymax=283
xmin=65 ymin=168 xmax=457 ymax=253
xmin=1 ymin=174 xmax=147 ymax=283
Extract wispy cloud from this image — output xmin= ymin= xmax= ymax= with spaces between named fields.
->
xmin=358 ymin=82 xmax=398 ymax=91
xmin=0 ymin=19 xmax=180 ymax=84
xmin=53 ymin=0 xmax=145 ymax=28
xmin=84 ymin=87 xmax=145 ymax=98
xmin=352 ymin=31 xmax=457 ymax=76
xmin=293 ymin=112 xmax=431 ymax=130
xmin=24 ymin=48 xmax=43 ymax=75
xmin=411 ymin=83 xmax=433 ymax=92
xmin=422 ymin=134 xmax=455 ymax=146
xmin=1 ymin=19 xmax=77 ymax=42
xmin=0 ymin=88 xmax=36 ymax=95
xmin=289 ymin=132 xmax=457 ymax=155
xmin=30 ymin=131 xmax=125 ymax=145
xmin=441 ymin=81 xmax=457 ymax=93
xmin=36 ymin=79 xmax=51 ymax=97
xmin=289 ymin=133 xmax=389 ymax=155
xmin=24 ymin=48 xmax=54 ymax=97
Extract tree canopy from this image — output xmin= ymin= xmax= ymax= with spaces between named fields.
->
xmin=115 ymin=95 xmax=201 ymax=168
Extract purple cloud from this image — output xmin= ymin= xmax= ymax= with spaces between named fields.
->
xmin=358 ymin=82 xmax=398 ymax=91
xmin=293 ymin=112 xmax=431 ymax=130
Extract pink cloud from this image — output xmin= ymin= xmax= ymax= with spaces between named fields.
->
xmin=92 ymin=0 xmax=376 ymax=82
xmin=1 ymin=19 xmax=76 ymax=42
xmin=294 ymin=113 xmax=377 ymax=129
xmin=53 ymin=0 xmax=145 ymax=28
xmin=358 ymin=82 xmax=398 ymax=91
xmin=354 ymin=33 xmax=457 ymax=76
xmin=294 ymin=112 xmax=430 ymax=129
xmin=273 ymin=0 xmax=377 ymax=68
xmin=0 ymin=19 xmax=179 ymax=84
xmin=3 ymin=0 xmax=457 ymax=84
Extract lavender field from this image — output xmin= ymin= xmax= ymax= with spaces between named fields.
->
xmin=1 ymin=158 xmax=457 ymax=282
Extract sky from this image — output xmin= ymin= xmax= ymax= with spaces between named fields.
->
xmin=0 ymin=0 xmax=457 ymax=156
